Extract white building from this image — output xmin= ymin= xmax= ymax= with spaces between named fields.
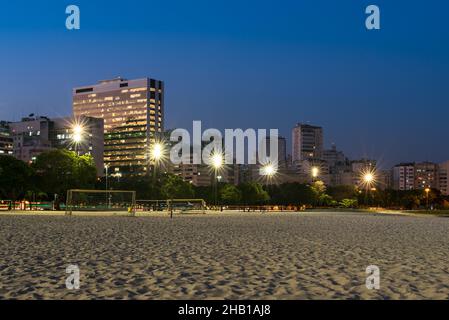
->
xmin=392 ymin=163 xmax=415 ymax=191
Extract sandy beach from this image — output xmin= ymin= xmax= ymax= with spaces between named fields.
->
xmin=0 ymin=211 xmax=448 ymax=299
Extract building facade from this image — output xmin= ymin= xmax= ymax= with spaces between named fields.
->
xmin=439 ymin=161 xmax=449 ymax=196
xmin=292 ymin=123 xmax=323 ymax=163
xmin=392 ymin=163 xmax=415 ymax=191
xmin=414 ymin=162 xmax=439 ymax=189
xmin=0 ymin=121 xmax=13 ymax=157
xmin=10 ymin=116 xmax=54 ymax=163
xmin=73 ymin=77 xmax=164 ymax=176
xmin=9 ymin=115 xmax=104 ymax=174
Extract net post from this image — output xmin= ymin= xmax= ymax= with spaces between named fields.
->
xmin=66 ymin=190 xmax=72 ymax=216
xmin=131 ymin=191 xmax=136 ymax=216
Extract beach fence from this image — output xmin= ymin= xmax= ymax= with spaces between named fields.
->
xmin=65 ymin=189 xmax=136 ymax=216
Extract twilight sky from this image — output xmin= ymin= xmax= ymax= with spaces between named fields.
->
xmin=0 ymin=0 xmax=448 ymax=168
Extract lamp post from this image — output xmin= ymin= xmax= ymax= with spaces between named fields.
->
xmin=210 ymin=153 xmax=223 ymax=210
xmin=425 ymin=187 xmax=431 ymax=209
xmin=261 ymin=163 xmax=277 ymax=183
xmin=150 ymin=142 xmax=163 ymax=182
xmin=362 ymin=171 xmax=376 ymax=207
xmin=105 ymin=164 xmax=109 ymax=209
xmin=72 ymin=124 xmax=84 ymax=156
xmin=311 ymin=166 xmax=319 ymax=182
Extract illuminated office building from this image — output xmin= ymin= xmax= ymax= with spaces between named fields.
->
xmin=73 ymin=77 xmax=164 ymax=176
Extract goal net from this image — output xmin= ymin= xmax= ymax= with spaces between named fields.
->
xmin=136 ymin=199 xmax=206 ymax=214
xmin=66 ymin=189 xmax=136 ymax=216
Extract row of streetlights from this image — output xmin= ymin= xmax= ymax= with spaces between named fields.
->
xmin=70 ymin=128 xmax=434 ymax=210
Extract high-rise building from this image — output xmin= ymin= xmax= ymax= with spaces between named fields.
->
xmin=414 ymin=162 xmax=438 ymax=189
xmin=392 ymin=162 xmax=438 ymax=191
xmin=392 ymin=163 xmax=415 ymax=191
xmin=292 ymin=123 xmax=323 ymax=163
xmin=439 ymin=160 xmax=449 ymax=196
xmin=0 ymin=121 xmax=13 ymax=157
xmin=73 ymin=77 xmax=164 ymax=176
xmin=322 ymin=144 xmax=347 ymax=174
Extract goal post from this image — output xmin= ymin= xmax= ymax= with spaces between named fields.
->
xmin=66 ymin=189 xmax=136 ymax=216
xmin=136 ymin=198 xmax=207 ymax=214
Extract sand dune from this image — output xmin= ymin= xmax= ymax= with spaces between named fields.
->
xmin=0 ymin=211 xmax=448 ymax=299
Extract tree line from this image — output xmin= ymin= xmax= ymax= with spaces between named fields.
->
xmin=1 ymin=150 xmax=448 ymax=209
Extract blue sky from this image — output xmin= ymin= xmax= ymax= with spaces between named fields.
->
xmin=0 ymin=0 xmax=448 ymax=167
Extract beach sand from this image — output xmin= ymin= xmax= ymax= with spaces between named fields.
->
xmin=0 ymin=211 xmax=448 ymax=299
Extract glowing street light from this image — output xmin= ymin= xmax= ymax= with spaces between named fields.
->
xmin=72 ymin=124 xmax=84 ymax=142
xmin=71 ymin=123 xmax=85 ymax=154
xmin=311 ymin=166 xmax=319 ymax=179
xmin=261 ymin=163 xmax=277 ymax=177
xmin=211 ymin=152 xmax=223 ymax=170
xmin=364 ymin=173 xmax=374 ymax=184
xmin=150 ymin=142 xmax=164 ymax=162
xmin=425 ymin=187 xmax=431 ymax=209
xmin=209 ymin=152 xmax=224 ymax=210
xmin=150 ymin=141 xmax=166 ymax=182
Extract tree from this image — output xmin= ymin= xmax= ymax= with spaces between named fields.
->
xmin=340 ymin=198 xmax=358 ymax=208
xmin=194 ymin=185 xmax=214 ymax=203
xmin=101 ymin=175 xmax=162 ymax=200
xmin=326 ymin=185 xmax=357 ymax=202
xmin=238 ymin=182 xmax=270 ymax=205
xmin=268 ymin=183 xmax=315 ymax=206
xmin=220 ymin=184 xmax=242 ymax=205
xmin=32 ymin=149 xmax=97 ymax=199
xmin=0 ymin=155 xmax=33 ymax=200
xmin=161 ymin=174 xmax=194 ymax=199
xmin=311 ymin=180 xmax=326 ymax=196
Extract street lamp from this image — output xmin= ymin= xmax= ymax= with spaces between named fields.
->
xmin=359 ymin=168 xmax=377 ymax=207
xmin=105 ymin=164 xmax=110 ymax=209
xmin=150 ymin=142 xmax=164 ymax=162
xmin=364 ymin=173 xmax=374 ymax=184
xmin=72 ymin=123 xmax=85 ymax=155
xmin=210 ymin=152 xmax=223 ymax=209
xmin=425 ymin=187 xmax=431 ymax=209
xmin=311 ymin=166 xmax=319 ymax=181
xmin=261 ymin=163 xmax=277 ymax=177
xmin=150 ymin=142 xmax=165 ymax=181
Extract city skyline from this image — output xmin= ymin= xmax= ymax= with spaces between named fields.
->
xmin=2 ymin=1 xmax=449 ymax=304
xmin=1 ymin=1 xmax=449 ymax=168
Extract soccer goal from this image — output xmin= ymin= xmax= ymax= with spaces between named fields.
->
xmin=136 ymin=198 xmax=206 ymax=214
xmin=66 ymin=189 xmax=136 ymax=216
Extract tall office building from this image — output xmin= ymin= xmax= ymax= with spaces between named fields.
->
xmin=292 ymin=123 xmax=323 ymax=163
xmin=73 ymin=77 xmax=164 ymax=176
